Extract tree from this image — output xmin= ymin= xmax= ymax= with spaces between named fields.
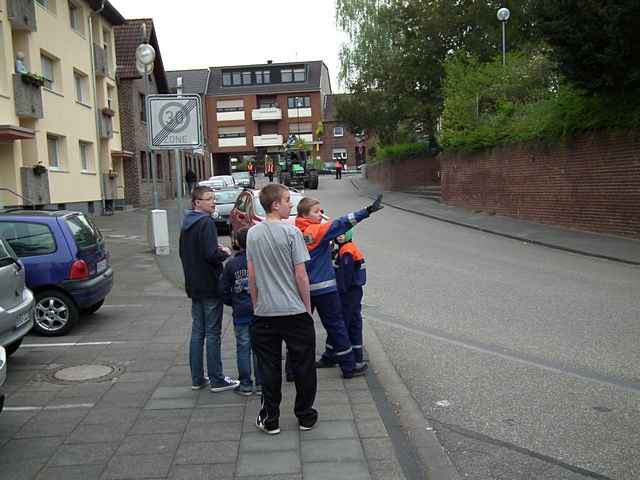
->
xmin=336 ymin=0 xmax=539 ymax=142
xmin=532 ymin=0 xmax=640 ymax=94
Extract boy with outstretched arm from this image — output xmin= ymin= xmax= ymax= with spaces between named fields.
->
xmin=247 ymin=184 xmax=318 ymax=435
xmin=220 ymin=227 xmax=263 ymax=396
xmin=335 ymin=229 xmax=367 ymax=367
xmin=294 ymin=194 xmax=383 ymax=378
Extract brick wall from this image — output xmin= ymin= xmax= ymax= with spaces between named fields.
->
xmin=440 ymin=132 xmax=640 ymax=238
xmin=366 ymin=156 xmax=441 ymax=190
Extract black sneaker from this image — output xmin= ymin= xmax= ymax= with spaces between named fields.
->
xmin=315 ymin=357 xmax=337 ymax=368
xmin=256 ymin=411 xmax=280 ymax=435
xmin=299 ymin=414 xmax=318 ymax=431
xmin=343 ymin=363 xmax=368 ymax=379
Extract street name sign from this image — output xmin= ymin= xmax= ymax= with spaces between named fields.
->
xmin=146 ymin=94 xmax=203 ymax=149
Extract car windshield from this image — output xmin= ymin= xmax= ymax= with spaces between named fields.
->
xmin=65 ymin=214 xmax=100 ymax=250
xmin=233 ymin=172 xmax=250 ymax=179
xmin=253 ymin=193 xmax=302 ymax=217
xmin=214 ymin=190 xmax=240 ymax=204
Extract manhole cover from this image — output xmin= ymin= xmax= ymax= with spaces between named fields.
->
xmin=45 ymin=363 xmax=125 ymax=384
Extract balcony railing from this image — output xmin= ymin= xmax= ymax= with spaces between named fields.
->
xmin=93 ymin=44 xmax=108 ymax=77
xmin=217 ymin=110 xmax=245 ymax=122
xmin=253 ymin=134 xmax=283 ymax=147
xmin=252 ymin=107 xmax=282 ymax=121
xmin=13 ymin=74 xmax=43 ymax=119
xmin=8 ymin=0 xmax=37 ymax=32
xmin=100 ymin=112 xmax=113 ymax=139
xmin=287 ymin=107 xmax=312 ymax=119
xmin=218 ymin=137 xmax=247 ymax=148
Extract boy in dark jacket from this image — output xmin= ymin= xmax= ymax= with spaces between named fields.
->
xmin=179 ymin=186 xmax=239 ymax=392
xmin=221 ymin=227 xmax=263 ymax=396
xmin=334 ymin=229 xmax=366 ymax=366
xmin=294 ymin=194 xmax=383 ymax=378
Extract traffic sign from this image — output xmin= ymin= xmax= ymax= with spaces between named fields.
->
xmin=146 ymin=94 xmax=203 ymax=149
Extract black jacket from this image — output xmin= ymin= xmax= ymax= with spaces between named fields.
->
xmin=220 ymin=251 xmax=254 ymax=325
xmin=179 ymin=210 xmax=228 ymax=300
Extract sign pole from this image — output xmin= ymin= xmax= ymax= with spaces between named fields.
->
xmin=175 ymin=148 xmax=183 ymax=228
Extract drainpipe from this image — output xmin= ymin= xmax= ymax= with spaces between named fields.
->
xmin=89 ymin=0 xmax=106 ymax=214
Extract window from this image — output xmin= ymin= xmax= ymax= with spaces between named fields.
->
xmin=256 ymin=71 xmax=263 ymax=84
xmin=102 ymin=28 xmax=113 ymax=75
xmin=293 ymin=68 xmax=305 ymax=82
xmin=140 ymin=151 xmax=147 ymax=179
xmin=79 ymin=141 xmax=92 ymax=171
xmin=333 ymin=149 xmax=348 ymax=160
xmin=139 ymin=93 xmax=146 ymax=122
xmin=156 ymin=154 xmax=163 ymax=179
xmin=258 ymin=97 xmax=277 ymax=108
xmin=41 ymin=54 xmax=55 ymax=90
xmin=242 ymin=71 xmax=251 ymax=85
xmin=281 ymin=69 xmax=292 ymax=82
xmin=222 ymin=72 xmax=231 ymax=86
xmin=333 ymin=126 xmax=344 ymax=137
xmin=232 ymin=72 xmax=241 ymax=85
xmin=0 ymin=222 xmax=56 ymax=257
xmin=263 ymin=70 xmax=271 ymax=83
xmin=35 ymin=0 xmax=50 ymax=9
xmin=234 ymin=193 xmax=250 ymax=213
xmin=107 ymin=85 xmax=115 ymax=110
xmin=69 ymin=2 xmax=83 ymax=33
xmin=74 ymin=70 xmax=87 ymax=103
xmin=47 ymin=135 xmax=60 ymax=168
xmin=289 ymin=123 xmax=313 ymax=134
xmin=216 ymin=99 xmax=244 ymax=112
xmin=287 ymin=96 xmax=310 ymax=109
xmin=218 ymin=126 xmax=245 ymax=138
xmin=65 ymin=214 xmax=99 ymax=250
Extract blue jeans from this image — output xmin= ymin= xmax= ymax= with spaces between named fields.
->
xmin=190 ymin=299 xmax=225 ymax=386
xmin=235 ymin=323 xmax=263 ymax=387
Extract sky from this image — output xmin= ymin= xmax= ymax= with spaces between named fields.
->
xmin=110 ymin=0 xmax=349 ymax=93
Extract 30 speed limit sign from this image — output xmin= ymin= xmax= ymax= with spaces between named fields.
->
xmin=146 ymin=94 xmax=203 ymax=149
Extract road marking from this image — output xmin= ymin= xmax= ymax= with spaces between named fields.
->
xmin=4 ymin=403 xmax=94 ymax=411
xmin=102 ymin=304 xmax=148 ymax=308
xmin=22 ymin=341 xmax=119 ymax=348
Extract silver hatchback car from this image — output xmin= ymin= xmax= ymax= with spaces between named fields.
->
xmin=0 ymin=237 xmax=34 ymax=356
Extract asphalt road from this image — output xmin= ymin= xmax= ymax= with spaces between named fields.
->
xmin=311 ymin=175 xmax=640 ymax=480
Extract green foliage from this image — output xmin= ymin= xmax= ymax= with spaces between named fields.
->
xmin=532 ymin=0 xmax=640 ymax=94
xmin=375 ymin=143 xmax=434 ymax=163
xmin=440 ymin=51 xmax=640 ymax=151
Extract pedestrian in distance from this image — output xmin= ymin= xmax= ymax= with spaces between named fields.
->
xmin=247 ymin=184 xmax=318 ymax=435
xmin=220 ymin=226 xmax=263 ymax=396
xmin=185 ymin=168 xmax=197 ymax=194
xmin=179 ymin=186 xmax=240 ymax=392
xmin=294 ymin=194 xmax=383 ymax=378
xmin=265 ymin=159 xmax=275 ymax=183
xmin=334 ymin=229 xmax=367 ymax=367
xmin=335 ymin=160 xmax=343 ymax=179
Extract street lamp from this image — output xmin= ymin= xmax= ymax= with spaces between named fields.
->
xmin=497 ymin=7 xmax=510 ymax=66
xmin=135 ymin=34 xmax=158 ymax=209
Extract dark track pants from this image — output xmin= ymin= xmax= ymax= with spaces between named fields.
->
xmin=312 ymin=292 xmax=355 ymax=374
xmin=340 ymin=287 xmax=364 ymax=363
xmin=250 ymin=313 xmax=318 ymax=428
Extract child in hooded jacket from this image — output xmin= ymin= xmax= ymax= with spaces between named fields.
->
xmin=334 ymin=229 xmax=366 ymax=366
xmin=220 ymin=227 xmax=262 ymax=396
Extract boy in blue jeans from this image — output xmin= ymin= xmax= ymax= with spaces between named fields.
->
xmin=221 ymin=227 xmax=262 ymax=396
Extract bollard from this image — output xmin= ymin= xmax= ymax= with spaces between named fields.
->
xmin=150 ymin=209 xmax=170 ymax=255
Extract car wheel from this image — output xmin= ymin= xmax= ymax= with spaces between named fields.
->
xmin=82 ymin=299 xmax=104 ymax=315
xmin=5 ymin=338 xmax=23 ymax=356
xmin=33 ymin=290 xmax=78 ymax=336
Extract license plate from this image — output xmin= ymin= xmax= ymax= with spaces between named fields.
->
xmin=16 ymin=309 xmax=33 ymax=329
xmin=97 ymin=259 xmax=107 ymax=273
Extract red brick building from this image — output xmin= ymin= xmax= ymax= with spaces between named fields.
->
xmin=322 ymin=94 xmax=368 ymax=169
xmin=114 ymin=19 xmax=175 ymax=207
xmin=204 ymin=60 xmax=332 ymax=174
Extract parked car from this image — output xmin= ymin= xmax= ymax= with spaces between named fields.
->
xmin=0 ymin=346 xmax=6 ymax=414
xmin=199 ymin=175 xmax=236 ymax=191
xmin=229 ymin=189 xmax=303 ymax=238
xmin=0 ymin=210 xmax=113 ymax=336
xmin=211 ymin=188 xmax=241 ymax=234
xmin=0 ymin=237 xmax=34 ymax=355
xmin=232 ymin=171 xmax=253 ymax=188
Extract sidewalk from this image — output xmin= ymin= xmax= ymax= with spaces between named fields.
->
xmin=0 ymin=203 xmax=432 ymax=479
xmin=353 ymin=177 xmax=640 ymax=265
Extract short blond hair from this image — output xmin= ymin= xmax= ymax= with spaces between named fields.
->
xmin=259 ymin=184 xmax=289 ymax=213
xmin=297 ymin=197 xmax=320 ymax=217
